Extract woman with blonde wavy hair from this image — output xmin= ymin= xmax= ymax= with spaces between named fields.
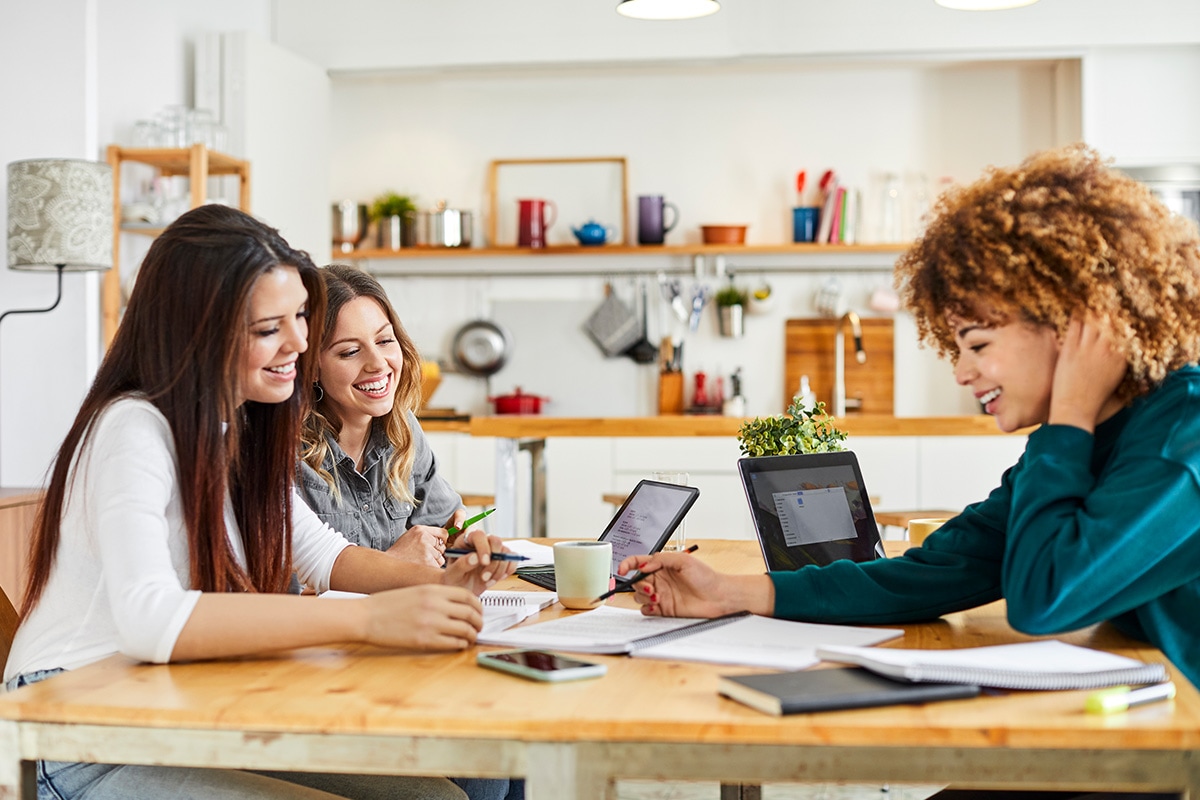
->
xmin=616 ymin=144 xmax=1200 ymax=699
xmin=300 ymin=264 xmax=467 ymax=568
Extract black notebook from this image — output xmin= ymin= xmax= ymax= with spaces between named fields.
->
xmin=718 ymin=666 xmax=981 ymax=716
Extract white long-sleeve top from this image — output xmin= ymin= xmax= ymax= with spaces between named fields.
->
xmin=4 ymin=397 xmax=352 ymax=683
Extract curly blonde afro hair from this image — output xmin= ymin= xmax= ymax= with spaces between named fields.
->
xmin=895 ymin=144 xmax=1200 ymax=400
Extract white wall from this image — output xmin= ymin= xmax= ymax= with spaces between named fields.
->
xmin=0 ymin=0 xmax=98 ymax=487
xmin=329 ymin=58 xmax=1066 ymax=419
xmin=0 ymin=0 xmax=273 ymax=487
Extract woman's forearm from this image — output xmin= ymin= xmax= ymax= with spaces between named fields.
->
xmin=170 ymin=592 xmax=367 ymax=661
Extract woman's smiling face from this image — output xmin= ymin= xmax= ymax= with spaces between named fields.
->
xmin=318 ymin=296 xmax=403 ymax=427
xmin=951 ymin=315 xmax=1061 ymax=432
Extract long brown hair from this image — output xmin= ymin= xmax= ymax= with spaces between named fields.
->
xmin=21 ymin=205 xmax=326 ymax=617
xmin=301 ymin=264 xmax=423 ymax=504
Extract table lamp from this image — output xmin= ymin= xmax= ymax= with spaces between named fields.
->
xmin=2 ymin=159 xmax=113 ymax=480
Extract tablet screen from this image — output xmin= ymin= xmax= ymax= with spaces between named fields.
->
xmin=599 ymin=479 xmax=699 ymax=572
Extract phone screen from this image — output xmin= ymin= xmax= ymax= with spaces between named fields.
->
xmin=477 ymin=649 xmax=607 ymax=681
xmin=487 ymin=650 xmax=595 ymax=671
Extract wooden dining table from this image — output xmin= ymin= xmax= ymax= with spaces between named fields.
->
xmin=1 ymin=539 xmax=1198 ymax=800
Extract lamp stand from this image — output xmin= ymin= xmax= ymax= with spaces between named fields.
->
xmin=0 ymin=263 xmax=66 ymax=485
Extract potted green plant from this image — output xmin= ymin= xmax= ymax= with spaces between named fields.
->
xmin=737 ymin=396 xmax=847 ymax=457
xmin=714 ymin=281 xmax=748 ymax=338
xmin=370 ymin=191 xmax=417 ymax=250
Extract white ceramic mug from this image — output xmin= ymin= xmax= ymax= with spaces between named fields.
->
xmin=554 ymin=541 xmax=613 ymax=609
xmin=908 ymin=517 xmax=950 ymax=545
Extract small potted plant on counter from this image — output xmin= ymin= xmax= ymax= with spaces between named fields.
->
xmin=737 ymin=396 xmax=847 ymax=457
xmin=370 ymin=191 xmax=417 ymax=250
xmin=714 ymin=280 xmax=748 ymax=338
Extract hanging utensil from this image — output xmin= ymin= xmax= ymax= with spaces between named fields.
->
xmin=624 ymin=279 xmax=659 ymax=365
xmin=657 ymin=271 xmax=690 ymax=324
xmin=688 ymin=284 xmax=711 ymax=332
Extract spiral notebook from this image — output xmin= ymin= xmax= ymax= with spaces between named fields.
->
xmin=816 ymin=640 xmax=1169 ymax=690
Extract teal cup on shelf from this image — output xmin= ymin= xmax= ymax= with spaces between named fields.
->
xmin=792 ymin=206 xmax=820 ymax=243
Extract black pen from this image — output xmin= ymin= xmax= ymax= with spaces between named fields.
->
xmin=594 ymin=543 xmax=699 ymax=602
xmin=444 ymin=548 xmax=529 ymax=562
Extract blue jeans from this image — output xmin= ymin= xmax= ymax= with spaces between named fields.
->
xmin=5 ymin=670 xmax=469 ymax=800
xmin=452 ymin=778 xmax=525 ymax=800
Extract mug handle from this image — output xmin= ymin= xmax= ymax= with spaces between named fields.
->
xmin=663 ymin=202 xmax=679 ymax=234
xmin=543 ymin=200 xmax=558 ymax=231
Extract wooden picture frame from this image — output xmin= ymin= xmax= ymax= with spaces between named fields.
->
xmin=486 ymin=156 xmax=629 ymax=247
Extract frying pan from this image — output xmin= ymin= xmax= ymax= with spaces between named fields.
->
xmin=452 ymin=319 xmax=512 ymax=377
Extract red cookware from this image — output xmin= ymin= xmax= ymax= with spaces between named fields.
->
xmin=488 ymin=387 xmax=550 ymax=415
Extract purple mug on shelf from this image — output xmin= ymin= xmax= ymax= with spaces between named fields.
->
xmin=637 ymin=195 xmax=679 ymax=245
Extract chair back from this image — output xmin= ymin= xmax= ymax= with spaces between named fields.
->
xmin=0 ymin=584 xmax=18 ymax=671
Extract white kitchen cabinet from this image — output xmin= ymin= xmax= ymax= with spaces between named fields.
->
xmin=917 ymin=435 xmax=1028 ymax=510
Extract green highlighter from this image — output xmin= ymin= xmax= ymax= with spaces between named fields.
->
xmin=447 ymin=507 xmax=496 ymax=536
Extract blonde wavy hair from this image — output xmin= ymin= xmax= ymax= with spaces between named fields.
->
xmin=895 ymin=144 xmax=1200 ymax=400
xmin=301 ymin=265 xmax=423 ymax=505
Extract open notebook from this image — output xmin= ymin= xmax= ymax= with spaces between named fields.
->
xmin=479 ymin=605 xmax=900 ymax=670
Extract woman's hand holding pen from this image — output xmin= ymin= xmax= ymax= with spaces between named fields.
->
xmin=616 ymin=552 xmax=775 ymax=619
xmin=439 ymin=528 xmax=519 ymax=595
xmin=386 ymin=524 xmax=450 ymax=567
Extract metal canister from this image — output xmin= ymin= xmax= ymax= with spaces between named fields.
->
xmin=415 ymin=201 xmax=472 ymax=248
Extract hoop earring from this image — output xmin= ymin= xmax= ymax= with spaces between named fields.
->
xmin=313 ymin=382 xmax=324 ymax=403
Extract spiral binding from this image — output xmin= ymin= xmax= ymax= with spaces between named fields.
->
xmin=904 ymin=662 xmax=1168 ymax=691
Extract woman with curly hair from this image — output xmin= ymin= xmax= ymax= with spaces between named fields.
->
xmin=615 ymin=144 xmax=1200 ymax=691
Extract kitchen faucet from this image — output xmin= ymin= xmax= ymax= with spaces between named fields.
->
xmin=833 ymin=310 xmax=866 ymax=417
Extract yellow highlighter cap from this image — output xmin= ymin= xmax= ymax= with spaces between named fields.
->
xmin=1086 ymin=686 xmax=1134 ymax=714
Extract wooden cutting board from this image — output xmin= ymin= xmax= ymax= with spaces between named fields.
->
xmin=784 ymin=318 xmax=894 ymax=415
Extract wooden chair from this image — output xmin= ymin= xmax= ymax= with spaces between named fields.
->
xmin=0 ymin=583 xmax=19 ymax=672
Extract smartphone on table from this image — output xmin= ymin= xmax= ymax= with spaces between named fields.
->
xmin=476 ymin=649 xmax=607 ymax=682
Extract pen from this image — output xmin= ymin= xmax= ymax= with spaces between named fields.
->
xmin=1085 ymin=681 xmax=1176 ymax=714
xmin=444 ymin=548 xmax=529 ymax=562
xmin=593 ymin=543 xmax=699 ymax=602
xmin=447 ymin=507 xmax=496 ymax=536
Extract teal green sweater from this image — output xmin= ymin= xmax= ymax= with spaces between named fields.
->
xmin=770 ymin=365 xmax=1200 ymax=689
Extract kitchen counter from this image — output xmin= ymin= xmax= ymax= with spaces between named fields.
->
xmin=467 ymin=414 xmax=1021 ymax=438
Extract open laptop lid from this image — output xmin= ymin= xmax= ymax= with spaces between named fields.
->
xmin=598 ymin=479 xmax=699 ymax=574
xmin=737 ymin=452 xmax=885 ymax=572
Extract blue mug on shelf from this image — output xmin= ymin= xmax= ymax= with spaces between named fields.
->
xmin=793 ymin=207 xmax=820 ymax=243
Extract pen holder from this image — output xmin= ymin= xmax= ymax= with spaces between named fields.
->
xmin=658 ymin=371 xmax=684 ymax=415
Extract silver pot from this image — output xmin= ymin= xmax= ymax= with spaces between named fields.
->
xmin=452 ymin=319 xmax=511 ymax=377
xmin=414 ymin=201 xmax=472 ymax=248
xmin=331 ymin=201 xmax=368 ymax=253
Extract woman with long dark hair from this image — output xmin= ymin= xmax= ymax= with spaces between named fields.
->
xmin=3 ymin=205 xmax=509 ymax=799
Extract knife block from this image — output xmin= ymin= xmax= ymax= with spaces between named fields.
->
xmin=658 ymin=371 xmax=684 ymax=415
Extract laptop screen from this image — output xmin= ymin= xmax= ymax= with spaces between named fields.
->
xmin=599 ymin=479 xmax=699 ymax=573
xmin=737 ymin=452 xmax=884 ymax=572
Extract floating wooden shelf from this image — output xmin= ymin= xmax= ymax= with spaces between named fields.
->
xmin=342 ymin=242 xmax=909 ymax=260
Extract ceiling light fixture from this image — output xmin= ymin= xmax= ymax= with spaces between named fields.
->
xmin=616 ymin=0 xmax=720 ymax=21
xmin=934 ymin=0 xmax=1039 ymax=9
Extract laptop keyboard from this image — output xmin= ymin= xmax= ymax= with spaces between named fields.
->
xmin=516 ymin=571 xmax=633 ymax=593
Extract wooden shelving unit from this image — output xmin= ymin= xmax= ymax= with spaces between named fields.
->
xmin=343 ymin=242 xmax=908 ymax=260
xmin=104 ymin=144 xmax=251 ymax=346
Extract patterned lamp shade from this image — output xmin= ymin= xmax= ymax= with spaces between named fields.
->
xmin=7 ymin=159 xmax=113 ymax=272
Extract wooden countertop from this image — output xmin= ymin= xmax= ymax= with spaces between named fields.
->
xmin=465 ymin=414 xmax=1024 ymax=437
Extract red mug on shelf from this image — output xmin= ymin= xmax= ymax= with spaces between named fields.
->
xmin=516 ymin=198 xmax=557 ymax=248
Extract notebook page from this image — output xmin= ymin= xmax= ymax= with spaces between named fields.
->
xmin=634 ymin=615 xmax=901 ymax=671
xmin=478 ymin=605 xmax=705 ymax=653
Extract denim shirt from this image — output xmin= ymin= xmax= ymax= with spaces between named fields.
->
xmin=297 ymin=413 xmax=462 ymax=551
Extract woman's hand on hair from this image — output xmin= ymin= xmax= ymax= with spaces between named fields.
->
xmin=386 ymin=525 xmax=449 ymax=567
xmin=439 ymin=530 xmax=519 ymax=595
xmin=1050 ymin=314 xmax=1127 ymax=432
xmin=361 ymin=585 xmax=482 ymax=651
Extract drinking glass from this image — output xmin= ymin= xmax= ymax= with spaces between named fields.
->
xmin=652 ymin=471 xmax=689 ymax=551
